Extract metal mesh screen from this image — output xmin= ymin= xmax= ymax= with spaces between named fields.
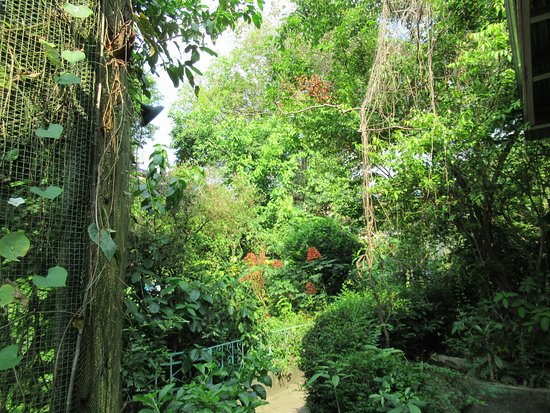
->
xmin=0 ymin=1 xmax=101 ymax=411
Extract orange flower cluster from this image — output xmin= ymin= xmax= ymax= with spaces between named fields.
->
xmin=243 ymin=252 xmax=257 ymax=266
xmin=295 ymin=74 xmax=333 ymax=103
xmin=272 ymin=259 xmax=284 ymax=268
xmin=306 ymin=246 xmax=322 ymax=261
xmin=305 ymin=282 xmax=318 ymax=294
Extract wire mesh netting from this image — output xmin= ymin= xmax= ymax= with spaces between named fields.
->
xmin=0 ymin=1 xmax=101 ymax=411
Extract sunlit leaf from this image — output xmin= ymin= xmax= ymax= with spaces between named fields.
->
xmin=61 ymin=50 xmax=86 ymax=64
xmin=63 ymin=3 xmax=93 ymax=19
xmin=7 ymin=197 xmax=25 ymax=207
xmin=0 ymin=284 xmax=15 ymax=307
xmin=35 ymin=124 xmax=63 ymax=139
xmin=0 ymin=232 xmax=30 ymax=261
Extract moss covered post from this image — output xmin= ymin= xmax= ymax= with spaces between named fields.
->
xmin=76 ymin=1 xmax=134 ymax=411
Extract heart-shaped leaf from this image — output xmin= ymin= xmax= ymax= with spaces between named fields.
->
xmin=0 ymin=284 xmax=15 ymax=307
xmin=35 ymin=124 xmax=63 ymax=139
xmin=88 ymin=223 xmax=117 ymax=261
xmin=8 ymin=197 xmax=25 ymax=207
xmin=63 ymin=3 xmax=93 ymax=19
xmin=0 ymin=345 xmax=23 ymax=371
xmin=61 ymin=50 xmax=86 ymax=64
xmin=0 ymin=232 xmax=30 ymax=261
xmin=55 ymin=72 xmax=80 ymax=85
xmin=30 ymin=186 xmax=63 ymax=200
xmin=33 ymin=266 xmax=68 ymax=289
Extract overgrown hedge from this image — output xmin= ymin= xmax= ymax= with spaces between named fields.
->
xmin=300 ymin=291 xmax=475 ymax=413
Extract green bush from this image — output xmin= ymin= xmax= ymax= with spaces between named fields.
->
xmin=300 ymin=290 xmax=380 ymax=377
xmin=275 ymin=216 xmax=361 ymax=294
xmin=301 ymin=291 xmax=475 ymax=413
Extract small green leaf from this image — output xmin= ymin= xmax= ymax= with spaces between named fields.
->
xmin=36 ymin=124 xmax=64 ymax=139
xmin=33 ymin=266 xmax=68 ymax=288
xmin=30 ymin=186 xmax=63 ymax=200
xmin=331 ymin=375 xmax=340 ymax=387
xmin=88 ymin=223 xmax=117 ymax=261
xmin=4 ymin=148 xmax=19 ymax=161
xmin=0 ymin=232 xmax=30 ymax=261
xmin=55 ymin=72 xmax=80 ymax=85
xmin=541 ymin=317 xmax=549 ymax=332
xmin=61 ymin=50 xmax=86 ymax=64
xmin=63 ymin=3 xmax=93 ymax=18
xmin=518 ymin=306 xmax=526 ymax=318
xmin=0 ymin=345 xmax=23 ymax=371
xmin=189 ymin=289 xmax=200 ymax=301
xmin=0 ymin=284 xmax=15 ymax=307
xmin=40 ymin=39 xmax=62 ymax=67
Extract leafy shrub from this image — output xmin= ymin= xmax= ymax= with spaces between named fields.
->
xmin=447 ymin=275 xmax=550 ymax=387
xmin=300 ymin=290 xmax=381 ymax=377
xmin=301 ymin=291 xmax=475 ymax=413
xmin=131 ymin=349 xmax=274 ymax=413
xmin=275 ymin=216 xmax=361 ymax=294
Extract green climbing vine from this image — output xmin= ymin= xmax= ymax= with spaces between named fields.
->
xmin=0 ymin=1 xmax=100 ymax=373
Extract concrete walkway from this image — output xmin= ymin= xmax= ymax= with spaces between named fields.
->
xmin=256 ymin=378 xmax=310 ymax=413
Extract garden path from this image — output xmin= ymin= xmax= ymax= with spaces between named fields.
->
xmin=257 ymin=371 xmax=310 ymax=413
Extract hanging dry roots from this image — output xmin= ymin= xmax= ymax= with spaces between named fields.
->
xmin=359 ymin=0 xmax=435 ymax=348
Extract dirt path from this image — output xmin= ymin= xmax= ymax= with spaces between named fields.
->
xmin=257 ymin=371 xmax=310 ymax=413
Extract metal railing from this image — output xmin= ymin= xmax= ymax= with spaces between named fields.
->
xmin=160 ymin=323 xmax=312 ymax=388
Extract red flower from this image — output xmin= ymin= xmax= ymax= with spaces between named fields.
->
xmin=306 ymin=246 xmax=322 ymax=261
xmin=272 ymin=259 xmax=284 ymax=268
xmin=244 ymin=252 xmax=257 ymax=266
xmin=305 ymin=282 xmax=318 ymax=294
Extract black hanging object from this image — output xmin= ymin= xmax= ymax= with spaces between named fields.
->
xmin=140 ymin=104 xmax=164 ymax=126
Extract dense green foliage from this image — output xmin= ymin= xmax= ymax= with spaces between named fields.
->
xmin=300 ymin=293 xmax=475 ymax=413
xmin=123 ymin=0 xmax=548 ymax=411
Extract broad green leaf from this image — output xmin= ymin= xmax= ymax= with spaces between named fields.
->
xmin=87 ymin=223 xmax=117 ymax=261
xmin=259 ymin=374 xmax=272 ymax=387
xmin=189 ymin=289 xmax=200 ymax=301
xmin=55 ymin=72 xmax=81 ymax=85
xmin=0 ymin=232 xmax=30 ymax=261
xmin=0 ymin=345 xmax=23 ymax=371
xmin=4 ymin=148 xmax=19 ymax=161
xmin=408 ymin=403 xmax=422 ymax=413
xmin=63 ymin=3 xmax=93 ymax=18
xmin=331 ymin=375 xmax=340 ymax=387
xmin=0 ymin=284 xmax=15 ymax=307
xmin=33 ymin=266 xmax=68 ymax=288
xmin=252 ymin=384 xmax=267 ymax=400
xmin=125 ymin=299 xmax=146 ymax=323
xmin=61 ymin=50 xmax=86 ymax=64
xmin=35 ymin=124 xmax=63 ymax=139
xmin=30 ymin=186 xmax=63 ymax=200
